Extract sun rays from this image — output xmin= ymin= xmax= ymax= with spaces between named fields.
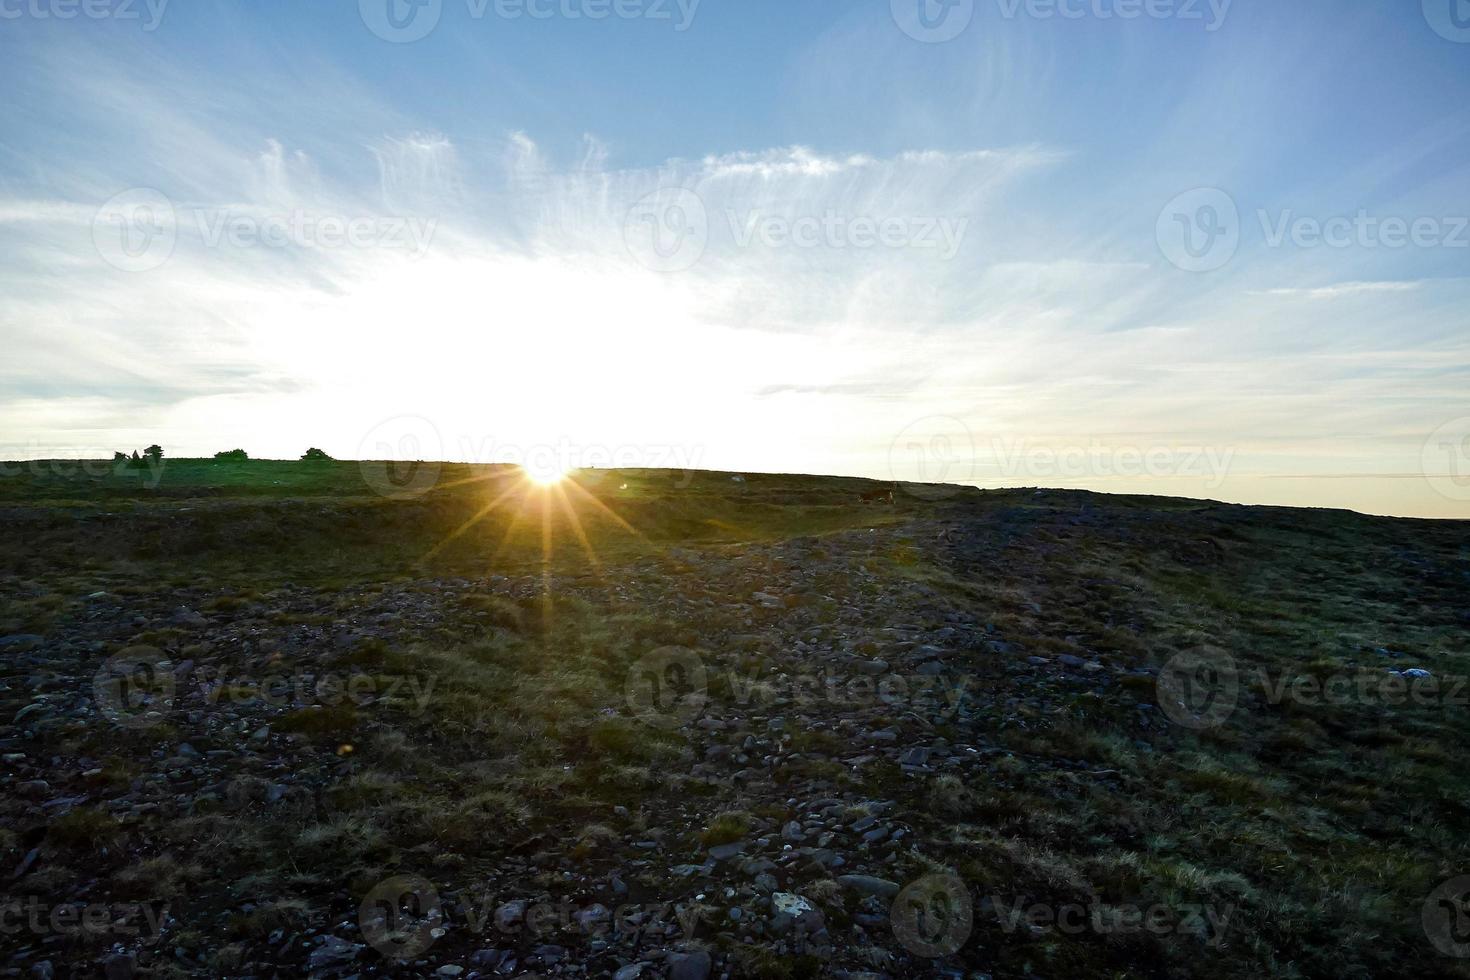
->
xmin=418 ymin=467 xmax=659 ymax=633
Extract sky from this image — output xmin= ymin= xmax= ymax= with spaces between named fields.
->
xmin=2 ymin=0 xmax=1469 ymax=518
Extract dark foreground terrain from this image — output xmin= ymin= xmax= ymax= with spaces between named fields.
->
xmin=2 ymin=460 xmax=1469 ymax=979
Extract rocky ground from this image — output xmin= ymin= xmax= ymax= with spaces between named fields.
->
xmin=2 ymin=466 xmax=1469 ymax=978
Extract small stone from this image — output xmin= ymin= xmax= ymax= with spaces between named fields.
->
xmin=836 ymin=874 xmax=901 ymax=900
xmin=574 ymin=904 xmax=610 ymax=932
xmin=101 ymin=952 xmax=136 ymax=980
xmin=770 ymin=892 xmax=825 ymax=934
xmin=495 ymin=900 xmax=528 ymax=930
xmin=898 ymin=746 xmax=931 ymax=767
xmin=13 ymin=702 xmax=47 ymax=724
xmin=668 ymin=950 xmax=712 ymax=980
xmin=307 ymin=935 xmax=362 ymax=971
xmin=708 ymin=841 xmax=745 ymax=861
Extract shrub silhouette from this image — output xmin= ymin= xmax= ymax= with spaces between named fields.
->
xmin=214 ymin=449 xmax=249 ymax=461
xmin=144 ymin=444 xmax=163 ymax=461
xmin=301 ymin=448 xmax=332 ymax=461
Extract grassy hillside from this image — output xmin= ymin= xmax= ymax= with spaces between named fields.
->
xmin=1 ymin=460 xmax=1468 ymax=978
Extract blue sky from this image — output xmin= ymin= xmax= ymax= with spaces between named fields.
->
xmin=2 ymin=0 xmax=1469 ymax=516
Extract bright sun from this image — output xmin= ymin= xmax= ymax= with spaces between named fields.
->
xmin=523 ymin=459 xmax=571 ymax=486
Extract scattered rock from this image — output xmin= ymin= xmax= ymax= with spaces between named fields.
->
xmin=836 ymin=875 xmax=900 ymax=900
